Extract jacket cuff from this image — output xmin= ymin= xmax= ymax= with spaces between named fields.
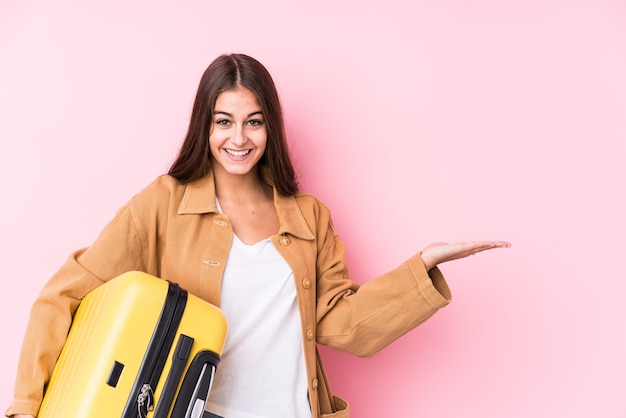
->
xmin=408 ymin=254 xmax=452 ymax=308
xmin=5 ymin=399 xmax=41 ymax=417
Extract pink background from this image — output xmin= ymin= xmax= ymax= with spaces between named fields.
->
xmin=1 ymin=0 xmax=625 ymax=416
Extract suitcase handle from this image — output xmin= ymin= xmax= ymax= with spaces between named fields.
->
xmin=153 ymin=334 xmax=195 ymax=418
xmin=171 ymin=350 xmax=221 ymax=418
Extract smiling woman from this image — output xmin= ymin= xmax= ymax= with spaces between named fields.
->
xmin=6 ymin=53 xmax=509 ymax=418
xmin=209 ymin=87 xmax=268 ymax=178
xmin=168 ymin=54 xmax=298 ymax=197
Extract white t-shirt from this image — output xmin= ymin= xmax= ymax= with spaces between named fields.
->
xmin=205 ymin=222 xmax=311 ymax=418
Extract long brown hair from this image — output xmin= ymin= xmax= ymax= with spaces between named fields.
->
xmin=168 ymin=54 xmax=298 ymax=196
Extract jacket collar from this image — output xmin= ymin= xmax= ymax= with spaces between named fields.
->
xmin=177 ymin=169 xmax=314 ymax=241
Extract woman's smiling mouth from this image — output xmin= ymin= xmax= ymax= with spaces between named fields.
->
xmin=225 ymin=149 xmax=252 ymax=157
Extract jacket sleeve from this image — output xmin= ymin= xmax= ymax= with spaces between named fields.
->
xmin=5 ymin=201 xmax=149 ymax=417
xmin=315 ymin=213 xmax=452 ymax=358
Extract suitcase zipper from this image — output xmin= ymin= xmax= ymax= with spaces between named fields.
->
xmin=122 ymin=281 xmax=188 ymax=418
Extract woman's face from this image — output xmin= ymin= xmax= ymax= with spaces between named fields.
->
xmin=209 ymin=86 xmax=267 ymax=178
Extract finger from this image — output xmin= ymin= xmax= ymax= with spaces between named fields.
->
xmin=463 ymin=241 xmax=511 ymax=249
xmin=484 ymin=241 xmax=511 ymax=249
xmin=447 ymin=241 xmax=508 ymax=257
xmin=468 ymin=241 xmax=511 ymax=255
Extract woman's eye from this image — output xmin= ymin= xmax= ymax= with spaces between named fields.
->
xmin=215 ymin=119 xmax=231 ymax=126
xmin=247 ymin=119 xmax=264 ymax=127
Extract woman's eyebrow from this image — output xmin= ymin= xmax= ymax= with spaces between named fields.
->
xmin=213 ymin=110 xmax=264 ymax=117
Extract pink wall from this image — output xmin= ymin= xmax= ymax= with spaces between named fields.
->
xmin=1 ymin=0 xmax=625 ymax=416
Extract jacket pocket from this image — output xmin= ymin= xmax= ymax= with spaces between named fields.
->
xmin=320 ymin=396 xmax=349 ymax=418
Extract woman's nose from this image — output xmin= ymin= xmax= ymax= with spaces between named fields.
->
xmin=231 ymin=126 xmax=246 ymax=146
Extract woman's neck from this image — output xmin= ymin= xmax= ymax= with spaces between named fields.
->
xmin=212 ymin=164 xmax=270 ymax=204
xmin=211 ymin=164 xmax=279 ymax=244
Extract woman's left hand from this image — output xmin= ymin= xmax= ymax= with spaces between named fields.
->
xmin=420 ymin=241 xmax=511 ymax=271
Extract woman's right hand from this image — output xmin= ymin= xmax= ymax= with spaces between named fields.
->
xmin=420 ymin=240 xmax=511 ymax=271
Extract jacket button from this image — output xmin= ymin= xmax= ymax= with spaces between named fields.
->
xmin=312 ymin=378 xmax=318 ymax=389
xmin=306 ymin=329 xmax=314 ymax=341
xmin=302 ymin=278 xmax=311 ymax=289
xmin=280 ymin=235 xmax=290 ymax=246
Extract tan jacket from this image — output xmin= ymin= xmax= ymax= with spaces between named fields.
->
xmin=7 ymin=172 xmax=451 ymax=418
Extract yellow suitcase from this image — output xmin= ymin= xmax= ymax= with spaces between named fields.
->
xmin=38 ymin=271 xmax=228 ymax=418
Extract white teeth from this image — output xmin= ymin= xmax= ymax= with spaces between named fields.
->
xmin=225 ymin=149 xmax=251 ymax=157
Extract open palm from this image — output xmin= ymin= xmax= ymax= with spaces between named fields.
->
xmin=420 ymin=241 xmax=511 ymax=271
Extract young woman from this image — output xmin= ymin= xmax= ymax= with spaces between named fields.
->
xmin=7 ymin=53 xmax=509 ymax=418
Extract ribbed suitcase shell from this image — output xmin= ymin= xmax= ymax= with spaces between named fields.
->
xmin=38 ymin=271 xmax=227 ymax=418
